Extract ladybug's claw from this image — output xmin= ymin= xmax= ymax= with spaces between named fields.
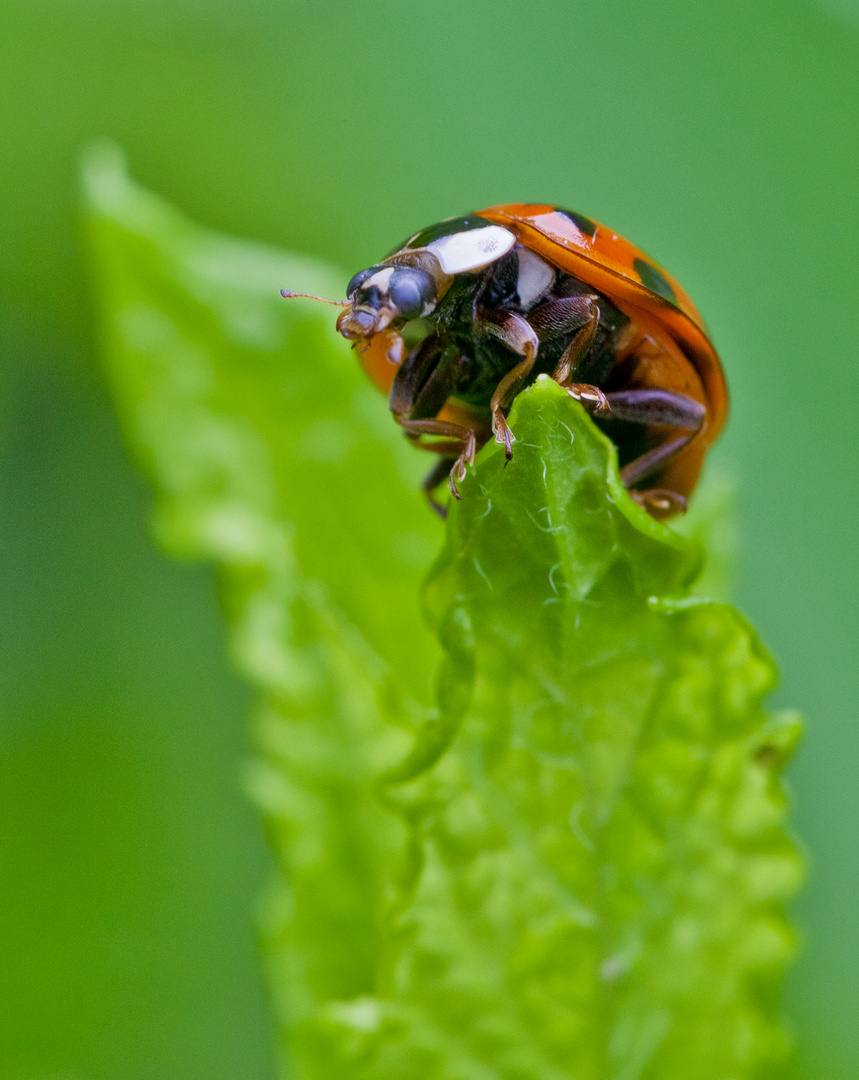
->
xmin=486 ymin=337 xmax=536 ymax=465
xmin=491 ymin=413 xmax=515 ymax=461
xmin=567 ymin=383 xmax=611 ymax=416
xmin=407 ymin=419 xmax=478 ymax=512
xmin=448 ymin=428 xmax=477 ymax=499
xmin=629 ymin=489 xmax=687 ymax=520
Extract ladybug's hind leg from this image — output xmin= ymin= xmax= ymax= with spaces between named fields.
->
xmin=629 ymin=488 xmax=689 ymax=520
xmin=571 ymin=387 xmax=707 ymax=518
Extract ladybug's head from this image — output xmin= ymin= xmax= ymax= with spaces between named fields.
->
xmin=335 ymin=264 xmax=437 ymax=340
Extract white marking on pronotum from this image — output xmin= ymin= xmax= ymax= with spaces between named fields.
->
xmin=559 ymin=421 xmax=575 ymax=444
xmin=426 ymin=226 xmax=516 ymax=274
xmin=516 ymin=247 xmax=555 ymax=307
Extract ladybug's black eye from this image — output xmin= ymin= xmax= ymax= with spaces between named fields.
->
xmin=389 ymin=268 xmax=435 ymax=318
xmin=346 ymin=267 xmax=377 ymax=297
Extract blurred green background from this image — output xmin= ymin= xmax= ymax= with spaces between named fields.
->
xmin=1 ymin=1 xmax=857 ymax=1077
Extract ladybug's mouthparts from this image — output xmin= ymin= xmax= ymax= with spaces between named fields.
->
xmin=336 ymin=307 xmax=381 ymax=339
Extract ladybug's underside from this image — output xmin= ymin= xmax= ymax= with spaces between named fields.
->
xmin=334 ymin=208 xmax=725 ymax=519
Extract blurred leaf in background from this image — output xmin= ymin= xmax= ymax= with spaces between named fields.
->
xmin=1 ymin=1 xmax=857 ymax=1078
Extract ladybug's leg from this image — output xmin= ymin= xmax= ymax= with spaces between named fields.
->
xmin=603 ymin=388 xmax=707 ymax=433
xmin=572 ymin=387 xmax=707 ymax=518
xmin=525 ymin=296 xmax=601 ymax=386
xmin=389 ymin=335 xmax=457 ymax=422
xmin=568 ymin=383 xmax=612 ymax=414
xmin=479 ymin=299 xmax=600 ymax=458
xmin=620 ymin=433 xmax=695 ymax=484
xmin=420 ymin=457 xmax=458 ymax=519
xmin=477 ymin=310 xmax=540 ymax=460
xmin=398 ymin=418 xmax=478 ymax=504
xmin=629 ymin=485 xmax=689 ymax=520
xmin=489 ymin=349 xmax=537 ymax=459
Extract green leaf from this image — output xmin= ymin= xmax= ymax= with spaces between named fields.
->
xmin=84 ymin=149 xmax=803 ymax=1080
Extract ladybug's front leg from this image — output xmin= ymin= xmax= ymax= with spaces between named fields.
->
xmin=397 ymin=417 xmax=477 ymax=512
xmin=476 ymin=310 xmax=540 ymax=459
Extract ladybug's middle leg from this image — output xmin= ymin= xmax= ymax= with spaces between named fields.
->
xmin=398 ymin=418 xmax=477 ymax=505
xmin=526 ymin=296 xmax=601 ymax=386
xmin=522 ymin=295 xmax=612 ymax=414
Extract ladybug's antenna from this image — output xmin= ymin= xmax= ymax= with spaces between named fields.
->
xmin=280 ymin=290 xmax=349 ymax=307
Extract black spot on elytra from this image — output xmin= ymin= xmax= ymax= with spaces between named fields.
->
xmin=633 ymin=258 xmax=678 ymax=305
xmin=553 ymin=207 xmax=597 ymax=236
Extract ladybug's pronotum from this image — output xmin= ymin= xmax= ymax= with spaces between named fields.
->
xmin=283 ymin=205 xmax=727 ymax=519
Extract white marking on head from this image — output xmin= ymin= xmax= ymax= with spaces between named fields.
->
xmin=362 ymin=266 xmax=395 ymax=292
xmin=426 ymin=226 xmax=516 ymax=274
xmin=516 ymin=248 xmax=555 ymax=307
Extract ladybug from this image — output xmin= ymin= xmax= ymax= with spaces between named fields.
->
xmin=282 ymin=204 xmax=727 ymax=519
